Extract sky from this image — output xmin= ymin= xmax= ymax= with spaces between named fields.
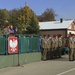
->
xmin=0 ymin=0 xmax=75 ymax=20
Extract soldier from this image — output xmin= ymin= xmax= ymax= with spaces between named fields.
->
xmin=73 ymin=34 xmax=75 ymax=60
xmin=42 ymin=35 xmax=48 ymax=61
xmin=58 ymin=34 xmax=63 ymax=58
xmin=51 ymin=34 xmax=55 ymax=59
xmin=62 ymin=36 xmax=66 ymax=47
xmin=46 ymin=34 xmax=52 ymax=60
xmin=62 ymin=36 xmax=67 ymax=55
xmin=69 ymin=34 xmax=75 ymax=61
xmin=54 ymin=34 xmax=59 ymax=58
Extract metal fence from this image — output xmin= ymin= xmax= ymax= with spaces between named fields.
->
xmin=0 ymin=34 xmax=40 ymax=55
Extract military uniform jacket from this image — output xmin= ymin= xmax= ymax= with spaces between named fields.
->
xmin=58 ymin=37 xmax=62 ymax=47
xmin=51 ymin=38 xmax=55 ymax=48
xmin=42 ymin=38 xmax=48 ymax=49
xmin=55 ymin=38 xmax=59 ymax=48
xmin=62 ymin=38 xmax=66 ymax=47
xmin=69 ymin=37 xmax=75 ymax=48
xmin=47 ymin=38 xmax=52 ymax=49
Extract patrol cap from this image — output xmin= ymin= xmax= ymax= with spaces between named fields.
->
xmin=53 ymin=34 xmax=58 ymax=37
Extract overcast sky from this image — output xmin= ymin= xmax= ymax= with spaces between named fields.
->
xmin=0 ymin=0 xmax=75 ymax=20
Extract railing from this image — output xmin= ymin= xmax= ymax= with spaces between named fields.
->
xmin=0 ymin=34 xmax=40 ymax=55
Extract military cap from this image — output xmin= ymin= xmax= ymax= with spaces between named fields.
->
xmin=53 ymin=34 xmax=58 ymax=37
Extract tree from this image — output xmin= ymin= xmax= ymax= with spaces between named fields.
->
xmin=37 ymin=8 xmax=57 ymax=22
xmin=0 ymin=3 xmax=40 ymax=34
xmin=0 ymin=9 xmax=10 ymax=33
xmin=18 ymin=5 xmax=39 ymax=34
xmin=26 ymin=15 xmax=39 ymax=34
xmin=9 ymin=9 xmax=20 ymax=28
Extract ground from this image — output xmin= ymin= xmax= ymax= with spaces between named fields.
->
xmin=0 ymin=54 xmax=75 ymax=75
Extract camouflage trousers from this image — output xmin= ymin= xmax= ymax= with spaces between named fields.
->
xmin=69 ymin=48 xmax=75 ymax=61
xmin=46 ymin=48 xmax=52 ymax=60
xmin=42 ymin=48 xmax=47 ymax=60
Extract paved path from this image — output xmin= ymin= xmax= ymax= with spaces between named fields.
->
xmin=0 ymin=54 xmax=75 ymax=75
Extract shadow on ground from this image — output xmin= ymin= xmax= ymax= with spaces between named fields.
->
xmin=46 ymin=54 xmax=70 ymax=62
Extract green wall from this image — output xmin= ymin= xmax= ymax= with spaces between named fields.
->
xmin=0 ymin=52 xmax=41 ymax=69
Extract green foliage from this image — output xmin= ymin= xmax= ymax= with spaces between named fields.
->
xmin=17 ymin=6 xmax=39 ymax=34
xmin=0 ymin=9 xmax=10 ymax=28
xmin=0 ymin=5 xmax=57 ymax=34
xmin=8 ymin=6 xmax=40 ymax=34
xmin=26 ymin=15 xmax=39 ymax=34
xmin=9 ymin=9 xmax=20 ymax=27
xmin=37 ymin=8 xmax=57 ymax=22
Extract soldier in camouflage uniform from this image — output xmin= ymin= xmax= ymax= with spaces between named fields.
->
xmin=62 ymin=36 xmax=67 ymax=55
xmin=73 ymin=34 xmax=75 ymax=60
xmin=51 ymin=35 xmax=56 ymax=59
xmin=62 ymin=36 xmax=66 ymax=47
xmin=42 ymin=35 xmax=48 ymax=61
xmin=46 ymin=34 xmax=52 ymax=60
xmin=69 ymin=34 xmax=75 ymax=61
xmin=58 ymin=34 xmax=63 ymax=58
xmin=54 ymin=34 xmax=59 ymax=58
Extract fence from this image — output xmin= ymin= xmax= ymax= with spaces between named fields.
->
xmin=0 ymin=34 xmax=40 ymax=55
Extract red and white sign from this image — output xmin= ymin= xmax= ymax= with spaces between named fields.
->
xmin=8 ymin=36 xmax=18 ymax=54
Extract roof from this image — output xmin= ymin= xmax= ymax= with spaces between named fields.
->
xmin=39 ymin=20 xmax=73 ymax=30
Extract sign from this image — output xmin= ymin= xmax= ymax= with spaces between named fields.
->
xmin=8 ymin=36 xmax=18 ymax=54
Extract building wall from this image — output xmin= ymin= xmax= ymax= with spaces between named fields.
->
xmin=67 ymin=30 xmax=75 ymax=35
xmin=40 ymin=30 xmax=66 ymax=37
xmin=68 ymin=21 xmax=75 ymax=30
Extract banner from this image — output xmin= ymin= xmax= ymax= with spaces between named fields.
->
xmin=8 ymin=36 xmax=18 ymax=54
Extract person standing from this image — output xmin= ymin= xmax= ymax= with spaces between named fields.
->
xmin=42 ymin=35 xmax=48 ymax=61
xmin=69 ymin=34 xmax=75 ymax=61
xmin=73 ymin=34 xmax=75 ymax=60
xmin=39 ymin=35 xmax=43 ymax=51
xmin=51 ymin=35 xmax=55 ymax=59
xmin=38 ymin=35 xmax=43 ymax=59
xmin=54 ymin=34 xmax=59 ymax=58
xmin=58 ymin=34 xmax=63 ymax=58
xmin=46 ymin=34 xmax=52 ymax=60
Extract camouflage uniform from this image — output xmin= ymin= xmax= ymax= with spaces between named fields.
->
xmin=73 ymin=36 xmax=75 ymax=60
xmin=69 ymin=35 xmax=75 ymax=61
xmin=51 ymin=36 xmax=55 ymax=59
xmin=62 ymin=37 xmax=66 ymax=55
xmin=62 ymin=37 xmax=66 ymax=47
xmin=54 ymin=35 xmax=59 ymax=58
xmin=42 ymin=35 xmax=48 ymax=60
xmin=46 ymin=35 xmax=52 ymax=60
xmin=58 ymin=35 xmax=63 ymax=58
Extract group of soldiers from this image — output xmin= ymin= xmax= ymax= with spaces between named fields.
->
xmin=40 ymin=34 xmax=75 ymax=61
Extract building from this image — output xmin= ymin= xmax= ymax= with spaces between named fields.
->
xmin=39 ymin=19 xmax=75 ymax=37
